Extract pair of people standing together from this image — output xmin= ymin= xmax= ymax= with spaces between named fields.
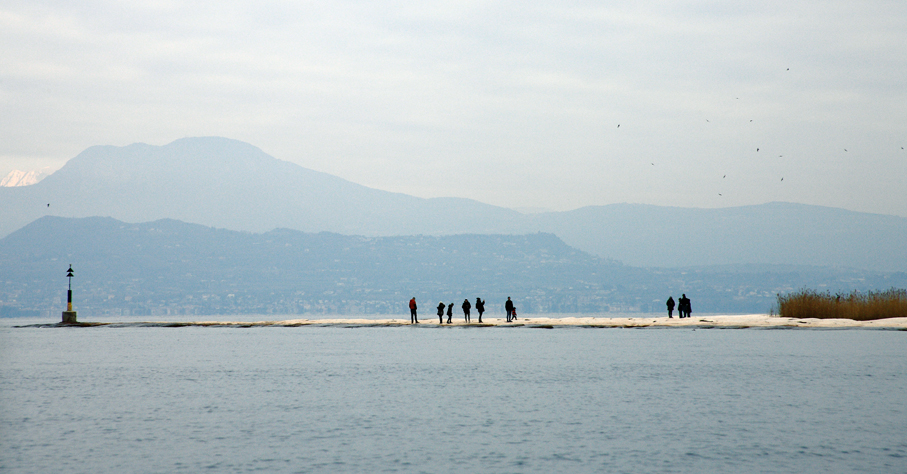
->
xmin=505 ymin=297 xmax=517 ymax=322
xmin=666 ymin=294 xmax=691 ymax=318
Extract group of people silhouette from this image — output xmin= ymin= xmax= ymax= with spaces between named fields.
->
xmin=409 ymin=295 xmax=692 ymax=323
xmin=666 ymin=294 xmax=692 ymax=318
xmin=407 ymin=297 xmax=517 ymax=324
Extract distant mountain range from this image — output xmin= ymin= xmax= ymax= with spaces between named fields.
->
xmin=525 ymin=202 xmax=907 ymax=271
xmin=4 ymin=216 xmax=903 ymax=317
xmin=2 ymin=137 xmax=905 ymax=272
xmin=1 ymin=137 xmax=522 ymax=238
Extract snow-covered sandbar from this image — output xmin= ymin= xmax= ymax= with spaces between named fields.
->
xmin=30 ymin=314 xmax=907 ymax=329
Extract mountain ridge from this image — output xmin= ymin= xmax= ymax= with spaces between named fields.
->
xmin=1 ymin=137 xmax=523 ymax=237
xmin=524 ymin=201 xmax=907 ymax=271
xmin=2 ymin=137 xmax=905 ymax=271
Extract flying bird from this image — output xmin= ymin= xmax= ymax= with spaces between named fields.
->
xmin=756 ymin=148 xmax=760 ymax=152
xmin=723 ymin=175 xmax=726 ymax=178
xmin=781 ymin=177 xmax=784 ymax=181
xmin=844 ymin=149 xmax=847 ymax=152
xmin=617 ymin=124 xmax=620 ymax=128
xmin=47 ymin=203 xmax=50 ymax=207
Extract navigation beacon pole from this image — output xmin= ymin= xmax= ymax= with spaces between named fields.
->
xmin=62 ymin=264 xmax=78 ymax=324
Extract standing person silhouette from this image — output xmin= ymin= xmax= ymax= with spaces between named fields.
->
xmin=475 ymin=298 xmax=485 ymax=323
xmin=666 ymin=296 xmax=675 ymax=318
xmin=446 ymin=302 xmax=453 ymax=324
xmin=681 ymin=294 xmax=692 ymax=318
xmin=437 ymin=302 xmax=446 ymax=324
xmin=462 ymin=299 xmax=471 ymax=323
xmin=409 ymin=297 xmax=418 ymax=324
xmin=505 ymin=297 xmax=514 ymax=322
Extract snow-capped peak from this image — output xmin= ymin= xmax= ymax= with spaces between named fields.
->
xmin=1 ymin=167 xmax=52 ymax=187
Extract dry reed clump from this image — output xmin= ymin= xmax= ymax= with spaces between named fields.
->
xmin=777 ymin=288 xmax=907 ymax=320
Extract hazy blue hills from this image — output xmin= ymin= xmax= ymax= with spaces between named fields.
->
xmin=2 ymin=137 xmax=905 ymax=272
xmin=0 ymin=137 xmax=523 ymax=239
xmin=2 ymin=216 xmax=904 ymax=317
xmin=525 ymin=202 xmax=907 ymax=271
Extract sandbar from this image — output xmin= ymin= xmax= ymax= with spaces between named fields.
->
xmin=22 ymin=314 xmax=907 ymax=329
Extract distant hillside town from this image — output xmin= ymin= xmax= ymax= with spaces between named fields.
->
xmin=2 ymin=217 xmax=903 ymax=318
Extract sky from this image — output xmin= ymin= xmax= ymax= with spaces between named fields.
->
xmin=2 ymin=1 xmax=906 ymax=217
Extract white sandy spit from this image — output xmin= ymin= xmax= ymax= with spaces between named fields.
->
xmin=133 ymin=314 xmax=907 ymax=329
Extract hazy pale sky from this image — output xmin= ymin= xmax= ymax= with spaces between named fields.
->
xmin=2 ymin=1 xmax=906 ymax=216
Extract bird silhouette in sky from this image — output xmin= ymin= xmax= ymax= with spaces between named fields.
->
xmin=781 ymin=177 xmax=784 ymax=181
xmin=617 ymin=124 xmax=620 ymax=128
xmin=757 ymin=148 xmax=760 ymax=152
xmin=46 ymin=203 xmax=49 ymax=207
xmin=723 ymin=175 xmax=726 ymax=178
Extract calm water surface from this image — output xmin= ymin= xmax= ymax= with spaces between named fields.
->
xmin=2 ymin=317 xmax=906 ymax=473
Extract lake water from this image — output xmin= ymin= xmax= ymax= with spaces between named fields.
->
xmin=2 ymin=316 xmax=906 ymax=473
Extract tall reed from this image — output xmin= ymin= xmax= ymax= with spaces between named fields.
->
xmin=777 ymin=288 xmax=907 ymax=320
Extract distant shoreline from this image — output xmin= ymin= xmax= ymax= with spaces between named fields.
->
xmin=15 ymin=315 xmax=907 ymax=329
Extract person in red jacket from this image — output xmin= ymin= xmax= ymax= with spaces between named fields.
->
xmin=409 ymin=297 xmax=418 ymax=324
